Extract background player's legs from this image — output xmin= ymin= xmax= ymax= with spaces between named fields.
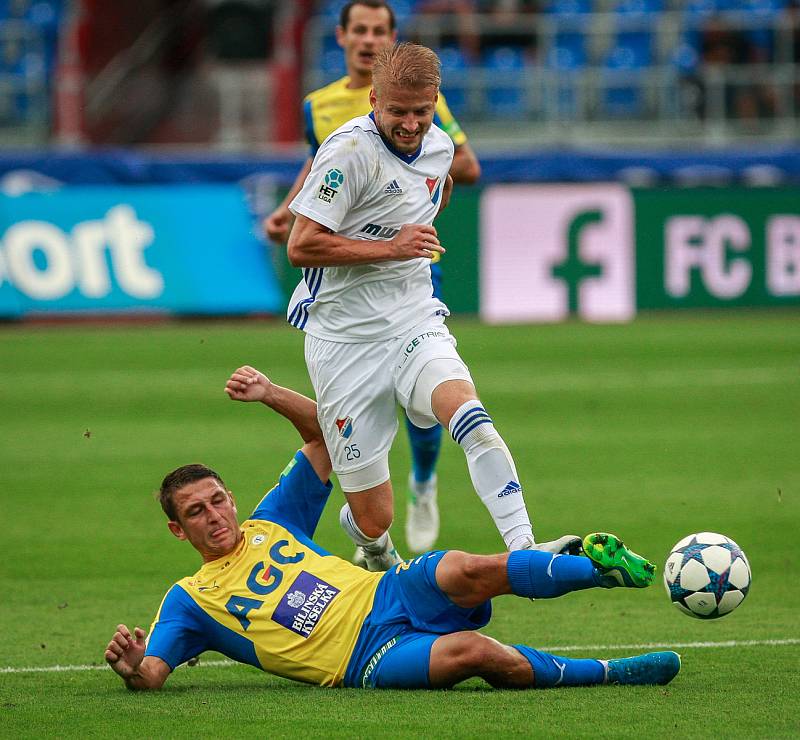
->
xmin=405 ymin=418 xmax=442 ymax=553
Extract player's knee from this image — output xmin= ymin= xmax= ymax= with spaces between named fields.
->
xmin=409 ymin=358 xmax=473 ymax=428
xmin=441 ymin=552 xmax=502 ymax=606
xmin=451 ymin=633 xmax=499 ymax=672
xmin=457 ymin=553 xmax=502 ymax=584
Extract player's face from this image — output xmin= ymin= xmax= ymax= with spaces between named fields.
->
xmin=371 ymin=83 xmax=438 ymax=154
xmin=168 ymin=477 xmax=242 ymax=562
xmin=336 ymin=4 xmax=396 ymax=82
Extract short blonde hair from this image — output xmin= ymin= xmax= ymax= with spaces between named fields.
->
xmin=372 ymin=42 xmax=441 ymax=96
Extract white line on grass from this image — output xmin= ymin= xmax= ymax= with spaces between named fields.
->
xmin=3 ymin=638 xmax=798 ymax=675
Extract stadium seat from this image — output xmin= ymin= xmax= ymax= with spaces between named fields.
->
xmin=600 ymin=44 xmax=648 ymax=117
xmin=319 ymin=48 xmax=346 ymax=83
xmin=741 ymin=0 xmax=787 ymax=62
xmin=542 ymin=0 xmax=594 ymax=16
xmin=482 ymin=46 xmax=526 ymax=117
xmin=437 ymin=46 xmax=469 ymax=117
xmin=612 ymin=0 xmax=663 ymax=67
xmin=544 ymin=36 xmax=587 ymax=119
xmin=319 ymin=0 xmax=348 ymax=21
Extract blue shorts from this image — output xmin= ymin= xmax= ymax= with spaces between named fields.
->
xmin=431 ymin=262 xmax=443 ymax=300
xmin=343 ymin=550 xmax=492 ymax=689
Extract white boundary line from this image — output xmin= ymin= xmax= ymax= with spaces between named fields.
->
xmin=2 ymin=638 xmax=798 ymax=675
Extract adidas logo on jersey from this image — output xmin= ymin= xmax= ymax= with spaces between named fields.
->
xmin=383 ymin=179 xmax=403 ymax=195
xmin=498 ymin=480 xmax=522 ymax=498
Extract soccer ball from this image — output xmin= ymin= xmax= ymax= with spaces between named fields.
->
xmin=663 ymin=532 xmax=751 ymax=619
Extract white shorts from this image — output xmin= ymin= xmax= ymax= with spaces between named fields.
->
xmin=304 ymin=318 xmax=473 ymax=491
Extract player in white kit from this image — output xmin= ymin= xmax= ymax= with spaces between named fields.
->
xmin=287 ymin=42 xmax=579 ymax=570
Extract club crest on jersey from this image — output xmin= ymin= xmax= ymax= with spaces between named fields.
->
xmin=425 ymin=176 xmax=442 ymax=205
xmin=271 ymin=571 xmax=340 ymax=638
xmin=318 ymin=168 xmax=344 ymax=203
xmin=383 ymin=179 xmax=403 ymax=195
xmin=335 ymin=416 xmax=353 ymax=438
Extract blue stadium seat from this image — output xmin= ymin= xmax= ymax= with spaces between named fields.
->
xmin=437 ymin=46 xmax=469 ymax=117
xmin=544 ymin=35 xmax=587 ymax=119
xmin=542 ymin=0 xmax=594 ymax=16
xmin=601 ymin=44 xmax=648 ymax=117
xmin=741 ymin=0 xmax=787 ymax=62
xmin=613 ymin=0 xmax=664 ymax=66
xmin=319 ymin=48 xmax=346 ymax=83
xmin=548 ymin=31 xmax=588 ymax=68
xmin=319 ymin=0 xmax=348 ymax=21
xmin=482 ymin=46 xmax=526 ymax=117
xmin=682 ymin=0 xmax=737 ymax=19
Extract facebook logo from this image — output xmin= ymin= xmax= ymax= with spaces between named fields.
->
xmin=480 ymin=185 xmax=635 ymax=323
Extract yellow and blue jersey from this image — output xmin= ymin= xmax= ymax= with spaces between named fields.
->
xmin=145 ymin=452 xmax=383 ymax=687
xmin=303 ymin=75 xmax=468 ymax=156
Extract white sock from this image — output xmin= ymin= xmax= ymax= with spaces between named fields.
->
xmin=339 ymin=503 xmax=389 ymax=553
xmin=449 ymin=400 xmax=534 ymax=550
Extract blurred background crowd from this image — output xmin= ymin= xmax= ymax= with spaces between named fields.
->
xmin=2 ymin=0 xmax=799 ymax=151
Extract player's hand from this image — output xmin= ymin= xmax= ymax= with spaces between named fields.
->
xmin=388 ymin=223 xmax=446 ymax=262
xmin=225 ymin=365 xmax=271 ymax=403
xmin=105 ymin=624 xmax=146 ymax=679
xmin=263 ymin=207 xmax=294 ymax=244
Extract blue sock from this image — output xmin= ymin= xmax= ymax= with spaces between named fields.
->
xmin=513 ymin=645 xmax=605 ymax=688
xmin=406 ymin=417 xmax=442 ymax=485
xmin=506 ymin=550 xmax=599 ymax=598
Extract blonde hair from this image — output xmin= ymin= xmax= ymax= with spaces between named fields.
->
xmin=372 ymin=42 xmax=441 ymax=96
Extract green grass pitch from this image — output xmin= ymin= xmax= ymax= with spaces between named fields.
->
xmin=1 ymin=312 xmax=798 ymax=738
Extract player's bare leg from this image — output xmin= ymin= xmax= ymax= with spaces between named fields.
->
xmin=429 ymin=378 xmax=580 ymax=555
xmin=428 ymin=631 xmax=680 ymax=689
xmin=428 ymin=632 xmax=532 ymax=688
xmin=340 ymin=481 xmax=403 ymax=571
xmin=434 ymin=540 xmax=655 ymax=608
xmin=428 ymin=544 xmax=676 ymax=690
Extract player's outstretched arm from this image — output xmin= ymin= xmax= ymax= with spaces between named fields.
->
xmin=263 ymin=157 xmax=313 ymax=244
xmin=225 ymin=366 xmax=331 ymax=481
xmin=105 ymin=624 xmax=170 ymax=691
xmin=288 ymin=215 xmax=445 ymax=267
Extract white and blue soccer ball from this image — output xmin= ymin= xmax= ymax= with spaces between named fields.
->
xmin=663 ymin=532 xmax=751 ymax=619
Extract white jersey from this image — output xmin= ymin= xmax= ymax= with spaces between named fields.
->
xmin=287 ymin=113 xmax=453 ymax=342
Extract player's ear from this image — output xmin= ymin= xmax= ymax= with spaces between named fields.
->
xmin=335 ymin=25 xmax=346 ymax=48
xmin=369 ymin=88 xmax=377 ymax=108
xmin=168 ymin=520 xmax=187 ymax=541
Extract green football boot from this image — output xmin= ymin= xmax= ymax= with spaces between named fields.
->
xmin=583 ymin=532 xmax=656 ymax=588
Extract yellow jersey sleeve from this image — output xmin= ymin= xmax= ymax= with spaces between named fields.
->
xmin=434 ymin=92 xmax=468 ymax=147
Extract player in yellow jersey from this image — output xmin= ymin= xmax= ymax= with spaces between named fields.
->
xmin=264 ymin=1 xmax=481 ymax=558
xmin=104 ymin=365 xmax=680 ymax=691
